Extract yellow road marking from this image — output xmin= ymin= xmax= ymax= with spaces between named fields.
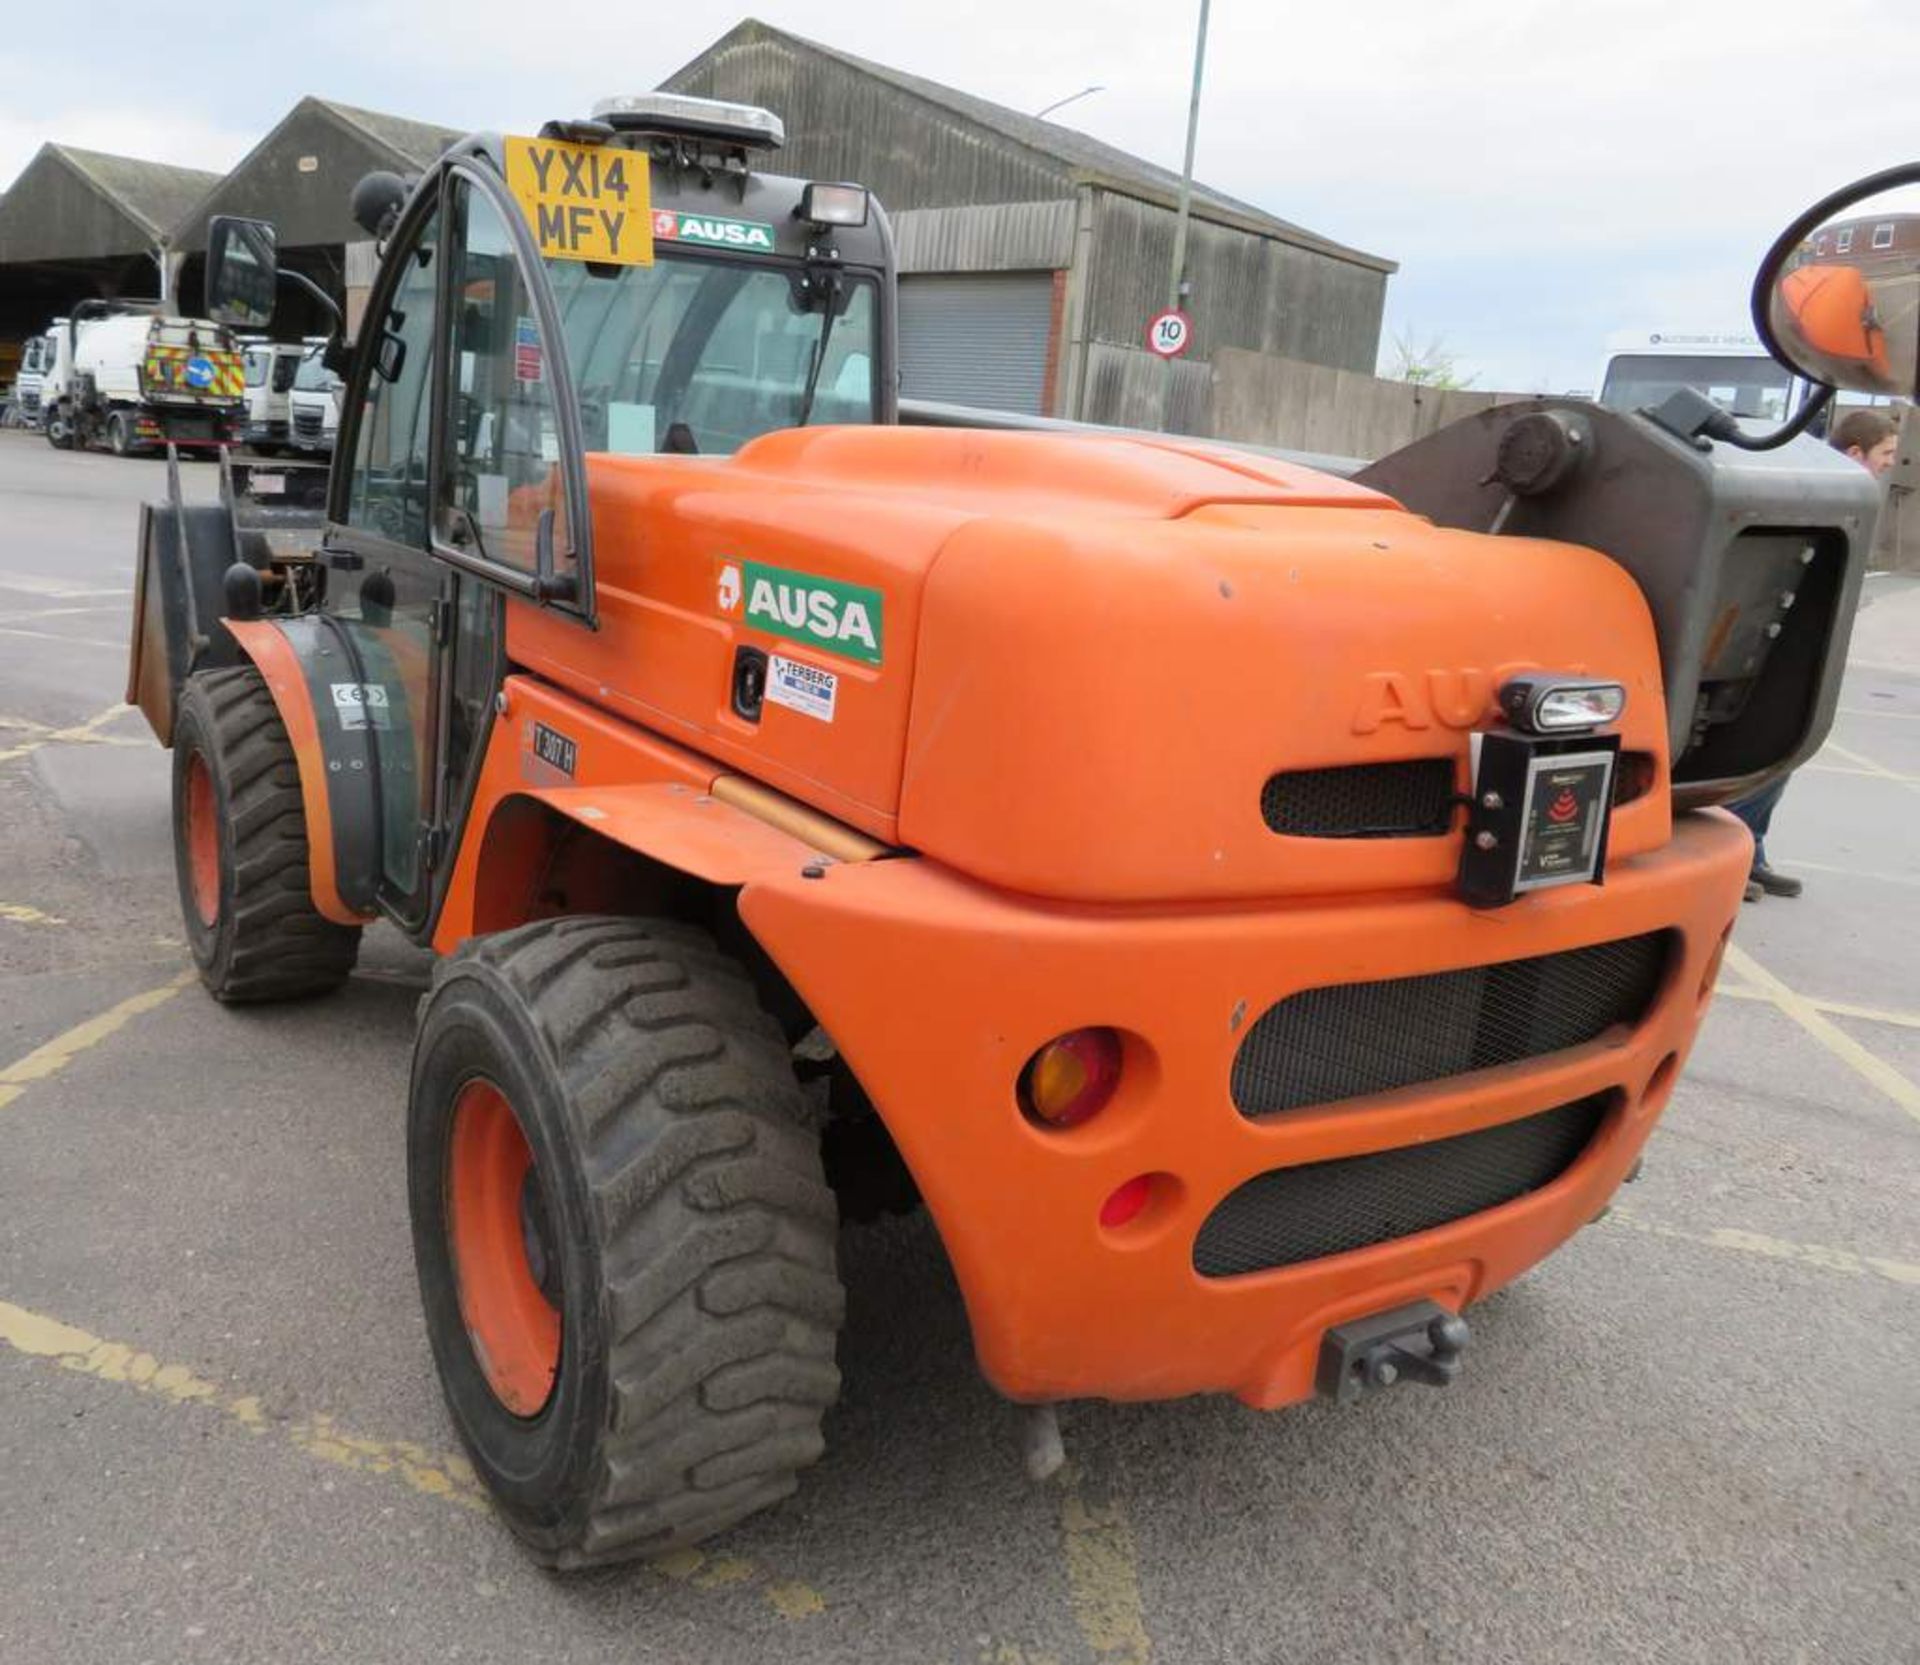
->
xmin=0 ymin=702 xmax=139 ymax=764
xmin=0 ymin=625 xmax=126 ymax=651
xmin=1715 ymin=983 xmax=1920 ymax=1032
xmin=0 ymin=1296 xmax=487 ymax=1508
xmin=1759 ymin=856 xmax=1920 ymax=891
xmin=1820 ymin=741 xmax=1919 ymax=786
xmin=1055 ymin=1462 xmax=1151 ymax=1665
xmin=1 ymin=1292 xmax=828 ymax=1615
xmin=1722 ymin=944 xmax=1920 ymax=1128
xmin=1838 ymin=705 xmax=1920 ymax=722
xmin=1608 ymin=1208 xmax=1920 ymax=1287
xmin=0 ymin=902 xmax=65 ymax=927
xmin=0 ymin=602 xmax=129 ymax=624
xmin=0 ymin=970 xmax=194 ymax=1111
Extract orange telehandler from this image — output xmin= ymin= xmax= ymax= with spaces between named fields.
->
xmin=127 ymin=95 xmax=1892 ymax=1567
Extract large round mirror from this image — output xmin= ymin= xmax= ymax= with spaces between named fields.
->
xmin=1755 ymin=164 xmax=1920 ymax=400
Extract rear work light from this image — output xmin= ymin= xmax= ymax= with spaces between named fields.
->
xmin=800 ymin=182 xmax=871 ymax=227
xmin=1019 ymin=1028 xmax=1123 ymax=1129
xmin=1500 ymin=675 xmax=1627 ymax=735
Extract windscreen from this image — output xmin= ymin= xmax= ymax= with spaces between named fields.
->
xmin=294 ymin=350 xmax=338 ymax=393
xmin=545 ymin=253 xmax=876 ymax=456
xmin=1600 ymin=353 xmax=1793 ymax=420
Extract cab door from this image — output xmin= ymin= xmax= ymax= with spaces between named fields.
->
xmin=322 ymin=156 xmax=593 ymax=934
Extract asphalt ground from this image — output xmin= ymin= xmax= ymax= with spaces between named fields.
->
xmin=0 ymin=428 xmax=1914 ymax=1665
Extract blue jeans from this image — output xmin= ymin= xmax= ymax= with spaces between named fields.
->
xmin=1727 ymin=776 xmax=1788 ymax=870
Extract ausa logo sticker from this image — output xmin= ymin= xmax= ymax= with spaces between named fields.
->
xmin=721 ymin=560 xmax=884 ymax=665
xmin=652 ymin=209 xmax=777 ymax=253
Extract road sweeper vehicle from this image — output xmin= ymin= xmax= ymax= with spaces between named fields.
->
xmin=45 ymin=301 xmax=244 ymax=454
xmin=125 ymin=96 xmax=1897 ymax=1567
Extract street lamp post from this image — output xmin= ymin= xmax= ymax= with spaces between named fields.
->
xmin=1160 ymin=0 xmax=1211 ymax=431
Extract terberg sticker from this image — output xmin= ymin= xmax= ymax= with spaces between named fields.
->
xmin=718 ymin=560 xmax=883 ymax=665
xmin=766 ymin=654 xmax=838 ymax=723
xmin=653 ymin=210 xmax=777 ymax=252
xmin=504 ymin=135 xmax=653 ymax=266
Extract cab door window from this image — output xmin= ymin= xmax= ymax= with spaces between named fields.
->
xmin=440 ymin=178 xmax=571 ymax=579
xmin=346 ymin=200 xmax=439 ymax=545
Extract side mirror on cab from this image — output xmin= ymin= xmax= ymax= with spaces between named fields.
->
xmin=1756 ymin=162 xmax=1920 ymax=401
xmin=205 ymin=215 xmax=281 ymax=330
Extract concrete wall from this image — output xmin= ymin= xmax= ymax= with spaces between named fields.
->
xmin=1209 ymin=346 xmax=1529 ymax=458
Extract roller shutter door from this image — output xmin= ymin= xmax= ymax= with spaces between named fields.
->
xmin=898 ymin=273 xmax=1054 ymax=415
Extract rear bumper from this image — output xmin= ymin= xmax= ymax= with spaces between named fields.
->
xmin=740 ymin=810 xmax=1750 ymax=1408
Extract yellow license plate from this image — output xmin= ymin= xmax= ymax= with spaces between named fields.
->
xmin=504 ymin=135 xmax=652 ymax=266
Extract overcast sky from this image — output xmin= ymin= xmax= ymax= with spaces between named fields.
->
xmin=3 ymin=0 xmax=1914 ymax=391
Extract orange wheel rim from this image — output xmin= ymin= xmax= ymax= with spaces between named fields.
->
xmin=184 ymin=752 xmax=220 ymax=927
xmin=447 ymin=1080 xmax=561 ymax=1416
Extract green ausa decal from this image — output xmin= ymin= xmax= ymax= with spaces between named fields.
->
xmin=652 ymin=209 xmax=776 ymax=251
xmin=717 ymin=561 xmax=884 ymax=665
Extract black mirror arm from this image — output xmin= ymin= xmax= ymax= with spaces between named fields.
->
xmin=1696 ymin=382 xmax=1834 ymax=452
xmin=277 ymin=268 xmax=345 ymax=334
xmin=1641 ymin=381 xmax=1835 ymax=453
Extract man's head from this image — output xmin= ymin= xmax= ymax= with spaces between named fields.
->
xmin=1829 ymin=409 xmax=1899 ymax=477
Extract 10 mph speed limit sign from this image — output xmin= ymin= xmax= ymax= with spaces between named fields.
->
xmin=1146 ymin=308 xmax=1193 ymax=358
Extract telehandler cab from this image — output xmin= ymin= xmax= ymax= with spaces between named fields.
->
xmin=128 ymin=99 xmax=1902 ymax=1566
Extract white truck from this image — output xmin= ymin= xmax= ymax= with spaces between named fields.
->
xmin=1595 ymin=328 xmax=1799 ymax=423
xmin=43 ymin=302 xmax=246 ymax=455
xmin=238 ymin=339 xmax=304 ymax=453
xmin=9 ymin=330 xmax=58 ymax=427
xmin=286 ymin=341 xmax=342 ymax=454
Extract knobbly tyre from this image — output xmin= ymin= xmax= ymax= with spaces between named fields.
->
xmin=125 ymin=102 xmax=1905 ymax=1567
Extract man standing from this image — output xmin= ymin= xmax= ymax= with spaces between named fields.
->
xmin=1732 ymin=408 xmax=1898 ymax=901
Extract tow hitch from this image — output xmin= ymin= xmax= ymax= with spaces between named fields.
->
xmin=1316 ymin=1300 xmax=1471 ymax=1405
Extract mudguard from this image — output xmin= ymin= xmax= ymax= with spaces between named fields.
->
xmin=222 ymin=617 xmax=381 ymax=927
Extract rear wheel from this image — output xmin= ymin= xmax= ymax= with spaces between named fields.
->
xmin=408 ymin=916 xmax=844 ymax=1567
xmin=107 ymin=411 xmax=133 ymax=456
xmin=171 ymin=666 xmax=361 ymax=1000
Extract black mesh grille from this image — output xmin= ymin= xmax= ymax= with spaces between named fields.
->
xmin=1232 ymin=932 xmax=1670 ymax=1117
xmin=1193 ymin=1092 xmax=1613 ymax=1277
xmin=1261 ymin=759 xmax=1457 ymax=838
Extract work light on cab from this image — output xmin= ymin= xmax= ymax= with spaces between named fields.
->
xmin=1019 ymin=1028 xmax=1123 ymax=1128
xmin=800 ymin=183 xmax=871 ymax=228
xmin=1499 ymin=675 xmax=1627 ymax=735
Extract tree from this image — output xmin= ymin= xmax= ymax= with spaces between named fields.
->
xmin=1388 ymin=329 xmax=1479 ymax=391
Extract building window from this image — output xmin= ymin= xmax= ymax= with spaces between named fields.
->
xmin=1872 ymin=223 xmax=1895 ymax=250
xmin=1836 ymin=228 xmax=1853 ymax=253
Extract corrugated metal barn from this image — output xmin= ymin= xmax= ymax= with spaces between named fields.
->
xmin=665 ymin=18 xmax=1396 ymax=426
xmin=169 ymin=98 xmax=460 ymax=335
xmin=0 ymin=146 xmax=217 ymax=339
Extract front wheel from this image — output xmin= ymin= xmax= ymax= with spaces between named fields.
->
xmin=408 ymin=916 xmax=844 ymax=1567
xmin=171 ymin=667 xmax=362 ymax=1000
xmin=44 ymin=406 xmax=73 ymax=449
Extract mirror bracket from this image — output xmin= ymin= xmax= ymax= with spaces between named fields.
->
xmin=1642 ymin=383 xmax=1836 ymax=454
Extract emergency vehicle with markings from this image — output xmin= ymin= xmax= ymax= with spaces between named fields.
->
xmin=43 ymin=301 xmax=245 ymax=455
xmin=125 ymin=93 xmax=1886 ymax=1568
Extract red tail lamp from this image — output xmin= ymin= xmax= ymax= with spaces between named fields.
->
xmin=1019 ymin=1027 xmax=1123 ymax=1128
xmin=1099 ymin=1174 xmax=1155 ymax=1229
